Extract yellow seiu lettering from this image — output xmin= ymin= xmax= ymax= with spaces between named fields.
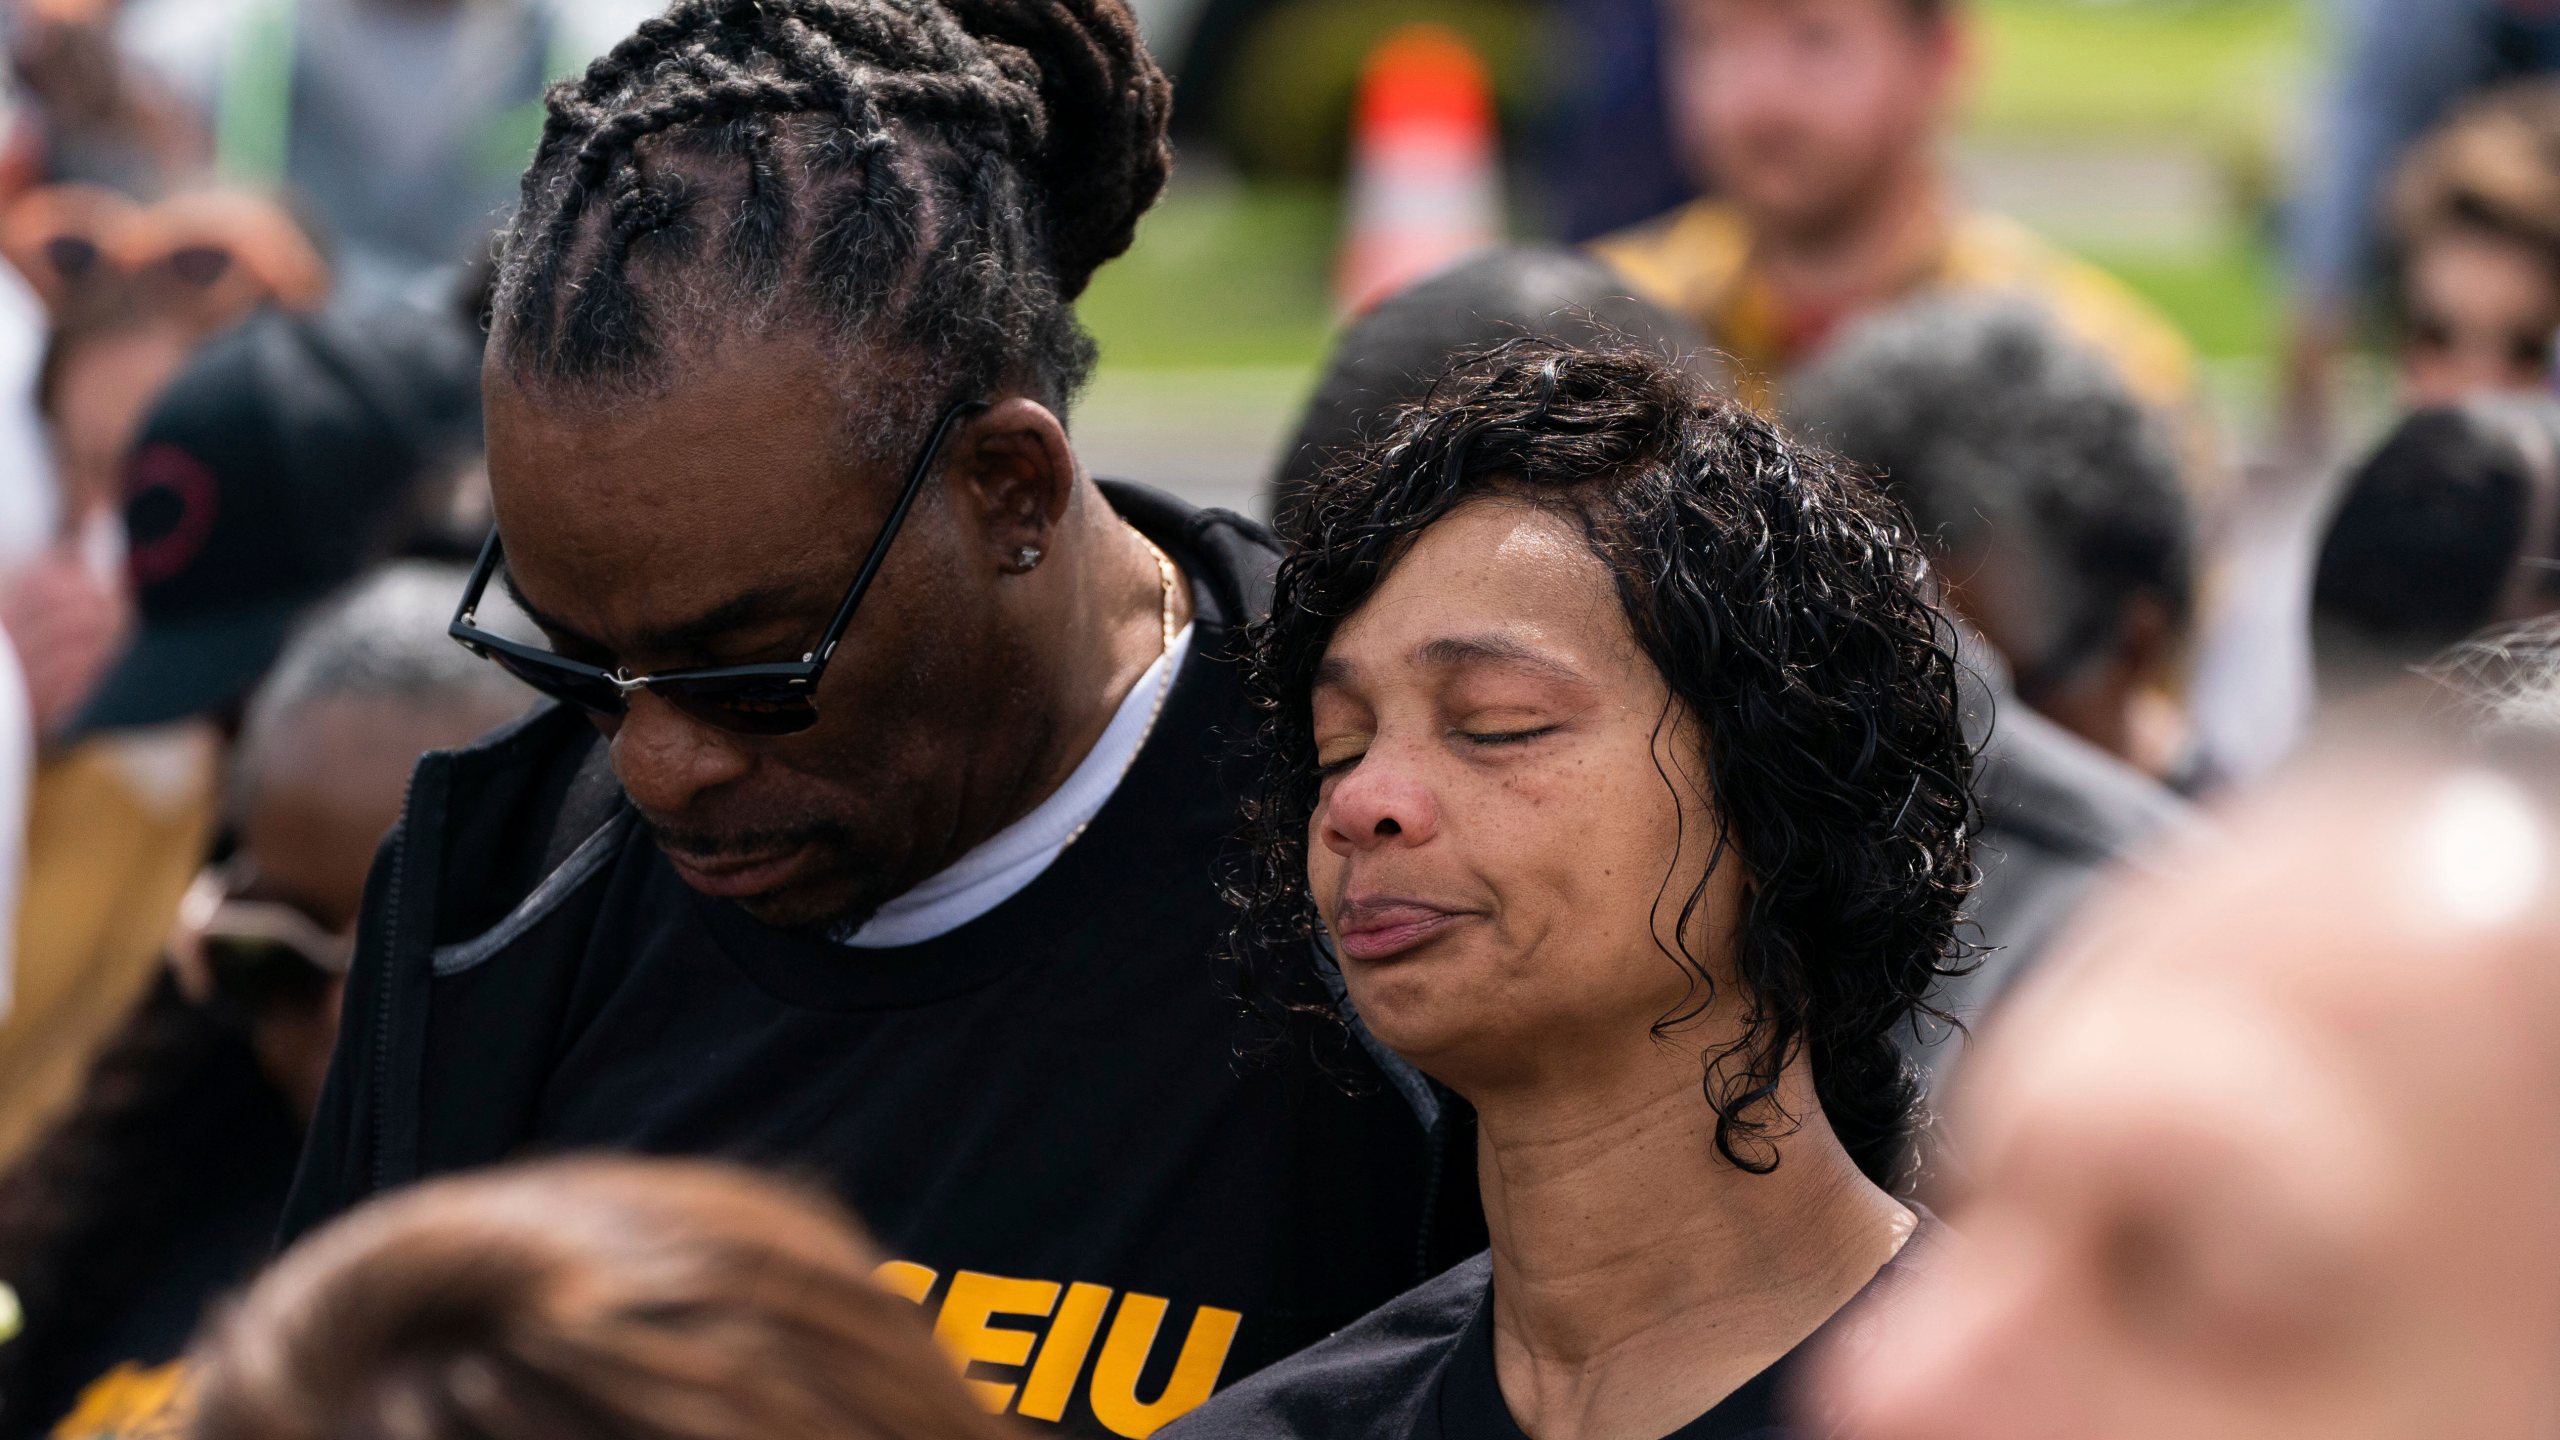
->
xmin=1016 ymin=1282 xmax=1114 ymax=1422
xmin=51 ymin=1359 xmax=195 ymax=1440
xmin=1086 ymin=1293 xmax=1244 ymax=1439
xmin=933 ymin=1270 xmax=1062 ymax=1413
xmin=875 ymin=1260 xmax=939 ymax=1304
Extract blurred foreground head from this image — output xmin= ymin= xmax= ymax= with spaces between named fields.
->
xmin=1823 ymin=738 xmax=2560 ymax=1438
xmin=189 ymin=1156 xmax=1017 ymax=1440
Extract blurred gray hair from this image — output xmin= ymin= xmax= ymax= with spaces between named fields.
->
xmin=240 ymin=562 xmax=532 ymax=767
xmin=1790 ymin=294 xmax=2193 ymax=693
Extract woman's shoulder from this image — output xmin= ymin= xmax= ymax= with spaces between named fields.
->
xmin=1161 ymin=1252 xmax=1493 ymax=1440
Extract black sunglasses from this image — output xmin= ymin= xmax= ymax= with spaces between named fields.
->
xmin=450 ymin=398 xmax=988 ymax=737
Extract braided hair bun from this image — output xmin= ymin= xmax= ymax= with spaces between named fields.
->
xmin=492 ymin=0 xmax=1174 ymax=414
xmin=940 ymin=0 xmax=1171 ymax=298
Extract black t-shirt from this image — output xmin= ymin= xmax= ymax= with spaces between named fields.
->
xmin=504 ymin=574 xmax=1465 ymax=1438
xmin=1165 ymin=1217 xmax=1948 ymax=1440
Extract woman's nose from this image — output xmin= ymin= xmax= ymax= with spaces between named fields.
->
xmin=609 ymin=691 xmax=752 ymax=816
xmin=1319 ymin=752 xmax=1439 ymax=856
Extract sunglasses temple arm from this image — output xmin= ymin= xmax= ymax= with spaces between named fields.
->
xmin=451 ymin=529 xmax=506 ymax=639
xmin=811 ymin=400 xmax=987 ymax=664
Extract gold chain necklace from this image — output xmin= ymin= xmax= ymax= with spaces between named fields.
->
xmin=1060 ymin=538 xmax=1181 ymax=849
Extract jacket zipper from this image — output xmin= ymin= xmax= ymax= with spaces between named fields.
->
xmin=1414 ymin=1107 xmax=1447 ymax=1283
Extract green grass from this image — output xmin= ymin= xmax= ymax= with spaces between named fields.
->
xmin=2083 ymin=229 xmax=2283 ymax=362
xmin=1079 ymin=180 xmax=1342 ymax=371
xmin=1082 ymin=188 xmax=2288 ymax=370
xmin=1966 ymin=0 xmax=2310 ymax=149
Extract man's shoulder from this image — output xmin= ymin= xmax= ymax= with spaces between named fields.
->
xmin=1100 ymin=479 xmax=1282 ymax=627
xmin=1162 ymin=1252 xmax=1490 ymax=1440
xmin=1586 ymin=198 xmax=1751 ymax=315
xmin=394 ymin=702 xmax=627 ymax=941
xmin=1940 ymin=211 xmax=2197 ymax=410
xmin=1977 ymin=698 xmax=2188 ymax=869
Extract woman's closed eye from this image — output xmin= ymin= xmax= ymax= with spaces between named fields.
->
xmin=1457 ymin=724 xmax=1558 ymax=748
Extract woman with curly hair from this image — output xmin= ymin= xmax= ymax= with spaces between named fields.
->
xmin=1169 ymin=339 xmax=1977 ymax=1440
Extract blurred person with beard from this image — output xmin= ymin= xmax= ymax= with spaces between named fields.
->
xmin=1816 ymin=702 xmax=2560 ymax=1438
xmin=1591 ymin=0 xmax=2193 ymax=421
xmin=0 ymin=564 xmax=529 ymax=1440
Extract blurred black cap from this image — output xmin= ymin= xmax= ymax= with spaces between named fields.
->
xmin=74 ymin=299 xmax=481 ymax=733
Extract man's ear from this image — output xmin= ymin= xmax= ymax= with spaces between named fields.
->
xmin=947 ymin=397 xmax=1076 ymax=571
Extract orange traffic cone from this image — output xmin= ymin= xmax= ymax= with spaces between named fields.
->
xmin=1333 ymin=24 xmax=1502 ymax=315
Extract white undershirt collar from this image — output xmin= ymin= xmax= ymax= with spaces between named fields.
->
xmin=832 ymin=621 xmax=1194 ymax=948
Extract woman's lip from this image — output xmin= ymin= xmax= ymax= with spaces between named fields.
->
xmin=1333 ymin=904 xmax=1469 ymax=962
xmin=662 ymin=842 xmax=816 ymax=899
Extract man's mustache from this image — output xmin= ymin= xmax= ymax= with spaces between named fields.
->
xmin=640 ymin=815 xmax=849 ymax=861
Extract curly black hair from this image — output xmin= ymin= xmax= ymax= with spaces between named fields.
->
xmin=1231 ymin=339 xmax=1976 ymax=1192
xmin=488 ymin=0 xmax=1170 ymax=451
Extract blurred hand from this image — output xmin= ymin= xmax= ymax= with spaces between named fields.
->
xmin=1 ymin=523 xmax=131 ymax=738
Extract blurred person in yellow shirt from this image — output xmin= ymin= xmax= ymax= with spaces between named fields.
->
xmin=1591 ymin=0 xmax=2194 ymax=420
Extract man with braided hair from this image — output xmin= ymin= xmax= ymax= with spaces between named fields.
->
xmin=279 ymin=3 xmax=1478 ymax=1435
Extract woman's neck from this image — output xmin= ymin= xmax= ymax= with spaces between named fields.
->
xmin=1472 ymin=1055 xmax=1913 ymax=1440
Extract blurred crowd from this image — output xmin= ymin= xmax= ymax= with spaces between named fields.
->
xmin=0 ymin=0 xmax=2548 ymax=1437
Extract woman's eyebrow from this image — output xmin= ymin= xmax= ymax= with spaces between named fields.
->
xmin=1415 ymin=633 xmax=1585 ymax=683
